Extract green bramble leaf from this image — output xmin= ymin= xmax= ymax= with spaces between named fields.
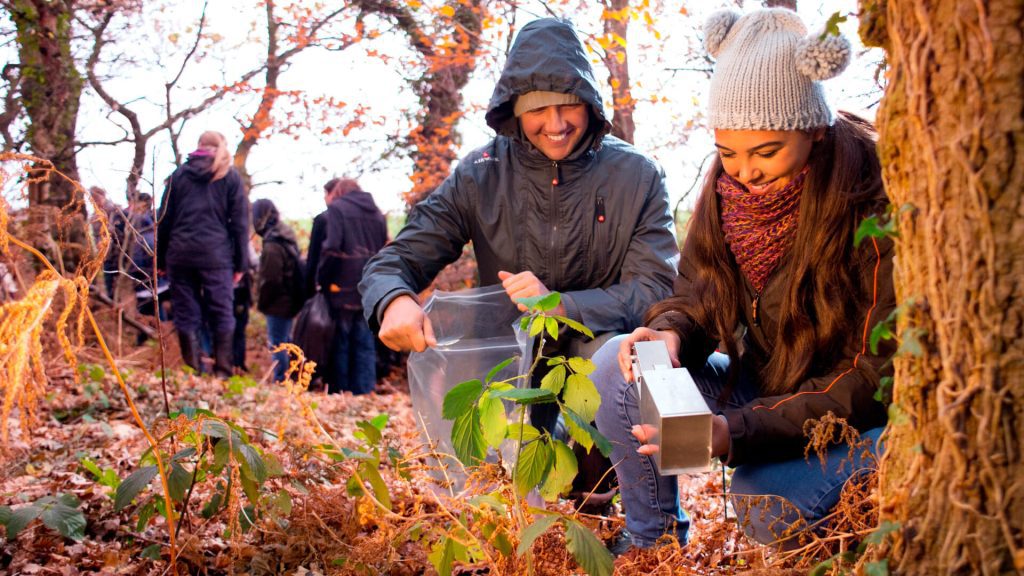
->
xmin=451 ymin=409 xmax=486 ymax=465
xmin=516 ymin=514 xmax=558 ymax=555
xmin=369 ymin=413 xmax=389 ymax=431
xmin=551 ymin=315 xmax=594 ymax=338
xmin=564 ymin=373 xmax=601 ymax=423
xmin=489 ymin=387 xmax=556 ymax=405
xmin=486 ymin=357 xmax=517 ymax=383
xmin=514 ymin=438 xmax=553 ymax=497
xmin=563 ymin=517 xmax=614 ymax=576
xmin=568 ymin=357 xmax=596 ymax=376
xmin=443 ymin=379 xmax=483 ymax=420
xmin=545 ymin=317 xmax=559 ymax=340
xmin=864 ymin=520 xmax=901 ymax=546
xmin=507 ymin=423 xmax=541 ymax=443
xmin=358 ymin=461 xmax=392 ymax=510
xmin=529 ymin=315 xmax=545 ymax=337
xmin=540 ymin=364 xmax=567 ymax=395
xmin=874 ymin=376 xmax=894 ymax=403
xmin=39 ymin=496 xmax=86 ymax=541
xmin=865 ymin=560 xmax=890 ymax=576
xmin=539 ymin=440 xmax=578 ymax=502
xmin=1 ymin=504 xmax=41 ymax=540
xmin=516 ymin=292 xmax=561 ymax=312
xmin=564 ymin=409 xmax=612 ymax=457
xmin=869 ymin=318 xmax=895 ymax=355
xmin=478 ymin=394 xmax=508 ymax=448
xmin=115 ymin=465 xmax=159 ymax=511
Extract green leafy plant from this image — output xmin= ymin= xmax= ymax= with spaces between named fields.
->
xmin=315 ymin=413 xmax=406 ymax=511
xmin=0 ymin=493 xmax=86 ymax=541
xmin=809 ymin=520 xmax=900 ymax=576
xmin=113 ymin=407 xmax=287 ymax=536
xmin=440 ymin=292 xmax=614 ymax=576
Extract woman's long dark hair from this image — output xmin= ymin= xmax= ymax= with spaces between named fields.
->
xmin=648 ymin=111 xmax=887 ymax=395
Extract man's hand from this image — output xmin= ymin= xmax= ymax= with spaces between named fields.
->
xmin=233 ymin=271 xmax=244 ymax=285
xmin=379 ymin=294 xmax=436 ymax=352
xmin=497 ymin=270 xmax=566 ymax=315
xmin=616 ymin=327 xmax=682 ymax=383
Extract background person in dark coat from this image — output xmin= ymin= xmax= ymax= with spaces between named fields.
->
xmin=252 ymin=199 xmax=303 ymax=382
xmin=317 ymin=178 xmax=387 ymax=395
xmin=157 ymin=130 xmax=250 ymax=376
xmin=304 ymin=178 xmax=343 ymax=299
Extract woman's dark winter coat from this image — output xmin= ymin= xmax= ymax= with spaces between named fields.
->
xmin=157 ymin=156 xmax=250 ymax=272
xmin=253 ymin=201 xmax=303 ymax=318
xmin=649 ymin=233 xmax=896 ymax=466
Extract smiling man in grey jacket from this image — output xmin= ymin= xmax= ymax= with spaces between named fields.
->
xmin=360 ymin=18 xmax=678 ymax=356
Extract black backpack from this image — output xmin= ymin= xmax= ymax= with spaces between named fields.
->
xmin=268 ymin=238 xmax=308 ymax=316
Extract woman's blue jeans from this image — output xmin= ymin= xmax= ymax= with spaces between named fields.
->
xmin=592 ymin=335 xmax=884 ymax=548
xmin=265 ymin=315 xmax=293 ymax=382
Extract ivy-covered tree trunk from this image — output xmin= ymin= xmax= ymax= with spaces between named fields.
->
xmin=864 ymin=0 xmax=1024 ymax=573
xmin=10 ymin=0 xmax=90 ymax=272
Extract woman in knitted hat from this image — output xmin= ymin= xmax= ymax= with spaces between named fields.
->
xmin=592 ymin=8 xmax=894 ymax=551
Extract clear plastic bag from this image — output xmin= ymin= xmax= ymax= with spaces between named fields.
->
xmin=407 ymin=284 xmax=532 ymax=492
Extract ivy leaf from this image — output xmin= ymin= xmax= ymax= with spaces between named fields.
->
xmin=490 ymin=387 xmax=556 ymax=405
xmin=1 ymin=504 xmax=41 ymax=540
xmin=897 ymin=327 xmax=925 ymax=357
xmin=869 ymin=318 xmax=895 ymax=355
xmin=563 ymin=517 xmax=614 ymax=576
xmin=865 ymin=560 xmax=890 ymax=576
xmin=486 ymin=357 xmax=517 ymax=383
xmin=568 ymin=357 xmax=596 ymax=376
xmin=820 ymin=11 xmax=849 ymax=39
xmin=539 ymin=440 xmax=578 ymax=502
xmin=516 ymin=514 xmax=559 ymax=555
xmin=874 ymin=376 xmax=894 ymax=403
xmin=39 ymin=497 xmax=86 ymax=541
xmin=478 ymin=394 xmax=508 ymax=449
xmin=540 ymin=364 xmax=567 ymax=395
xmin=564 ymin=373 xmax=601 ymax=423
xmin=864 ymin=520 xmax=901 ymax=546
xmin=115 ymin=465 xmax=158 ymax=511
xmin=443 ymin=379 xmax=483 ymax=421
xmin=451 ymin=409 xmax=486 ymax=466
xmin=514 ymin=438 xmax=553 ymax=497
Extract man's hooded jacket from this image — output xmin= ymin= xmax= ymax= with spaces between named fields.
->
xmin=360 ymin=18 xmax=679 ymax=334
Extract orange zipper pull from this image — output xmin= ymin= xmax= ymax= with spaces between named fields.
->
xmin=752 ymin=294 xmax=761 ymax=327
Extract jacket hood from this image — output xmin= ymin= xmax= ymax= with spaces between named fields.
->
xmin=252 ymin=198 xmax=280 ymax=236
xmin=182 ymin=152 xmax=215 ymax=182
xmin=485 ymin=18 xmax=611 ymax=143
xmin=335 ymin=190 xmax=381 ymax=214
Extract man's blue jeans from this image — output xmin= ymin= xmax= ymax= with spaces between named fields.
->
xmin=265 ymin=315 xmax=293 ymax=383
xmin=592 ymin=335 xmax=884 ymax=548
xmin=329 ymin=315 xmax=377 ymax=395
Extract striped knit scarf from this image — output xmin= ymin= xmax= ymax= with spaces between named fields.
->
xmin=717 ymin=167 xmax=808 ymax=293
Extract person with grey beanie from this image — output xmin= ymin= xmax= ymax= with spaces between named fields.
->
xmin=592 ymin=8 xmax=895 ymax=552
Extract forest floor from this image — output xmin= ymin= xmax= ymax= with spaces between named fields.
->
xmin=0 ymin=306 xmax=828 ymax=575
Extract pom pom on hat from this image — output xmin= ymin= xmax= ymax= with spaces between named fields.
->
xmin=796 ymin=31 xmax=852 ymax=81
xmin=703 ymin=9 xmax=741 ymax=58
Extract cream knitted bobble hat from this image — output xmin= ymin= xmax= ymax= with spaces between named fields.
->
xmin=704 ymin=8 xmax=851 ymax=131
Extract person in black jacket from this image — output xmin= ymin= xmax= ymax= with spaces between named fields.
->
xmin=304 ymin=178 xmax=343 ymax=299
xmin=252 ymin=199 xmax=303 ymax=382
xmin=317 ymin=178 xmax=387 ymax=395
xmin=157 ymin=131 xmax=250 ymax=377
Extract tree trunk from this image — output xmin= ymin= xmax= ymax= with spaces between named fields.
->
xmin=867 ymin=0 xmax=1024 ymax=573
xmin=233 ymin=0 xmax=282 ymax=191
xmin=601 ymin=0 xmax=635 ymax=144
xmin=11 ymin=0 xmax=89 ymax=272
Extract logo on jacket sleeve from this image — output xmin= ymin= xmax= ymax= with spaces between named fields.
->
xmin=472 ymin=151 xmax=500 ymax=165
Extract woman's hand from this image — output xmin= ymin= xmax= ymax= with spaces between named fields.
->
xmin=632 ymin=415 xmax=731 ymax=459
xmin=616 ymin=327 xmax=681 ymax=383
